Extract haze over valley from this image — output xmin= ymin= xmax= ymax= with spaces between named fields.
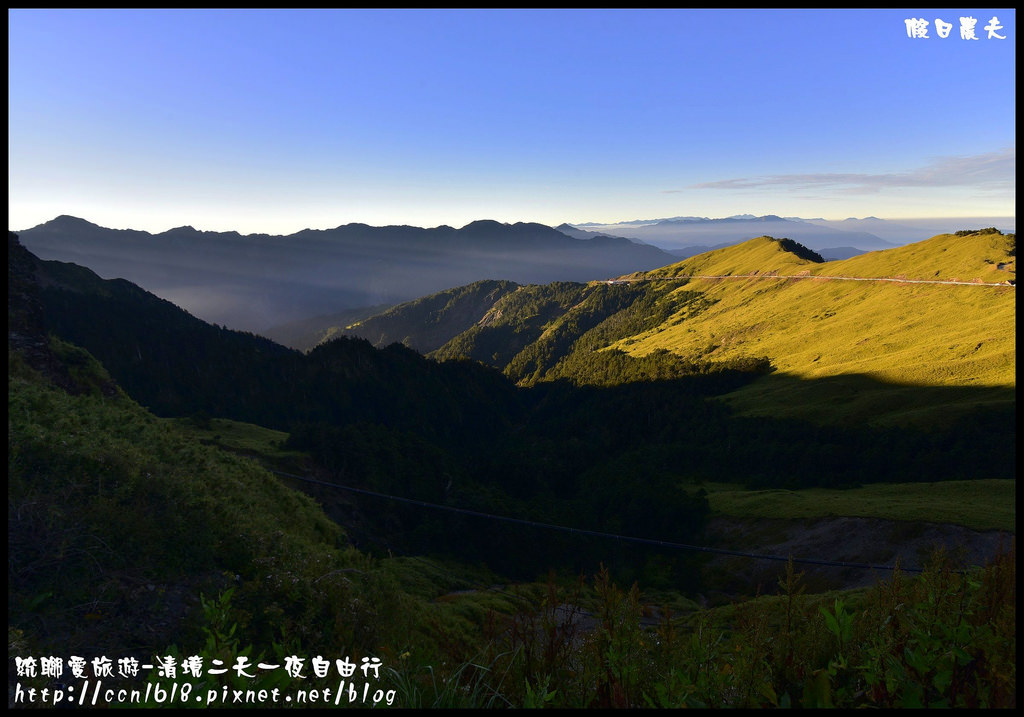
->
xmin=16 ymin=215 xmax=675 ymax=331
xmin=16 ymin=212 xmax=1014 ymax=335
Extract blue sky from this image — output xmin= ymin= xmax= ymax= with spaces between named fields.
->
xmin=8 ymin=8 xmax=1016 ymax=234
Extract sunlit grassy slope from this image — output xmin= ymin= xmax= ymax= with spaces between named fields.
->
xmin=613 ymin=232 xmax=1015 ymax=424
xmin=814 ymin=230 xmax=1015 ymax=283
xmin=640 ymin=231 xmax=1015 ymax=284
xmin=636 ymin=235 xmax=822 ymax=278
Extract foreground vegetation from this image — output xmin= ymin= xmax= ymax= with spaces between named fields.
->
xmin=380 ymin=550 xmax=1015 ymax=708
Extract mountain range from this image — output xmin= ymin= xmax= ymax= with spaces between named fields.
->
xmin=15 ymin=216 xmax=677 ymax=332
xmin=571 ymin=214 xmax=1016 ymax=254
xmin=571 ymin=214 xmax=897 ymax=253
xmin=19 ymin=213 xmax=1013 ymax=337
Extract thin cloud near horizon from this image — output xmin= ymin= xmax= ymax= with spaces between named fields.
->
xmin=681 ymin=148 xmax=1015 ymax=194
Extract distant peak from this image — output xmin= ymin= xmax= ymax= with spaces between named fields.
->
xmin=41 ymin=215 xmax=99 ymax=229
xmin=157 ymin=225 xmax=206 ymax=238
xmin=461 ymin=219 xmax=505 ymax=229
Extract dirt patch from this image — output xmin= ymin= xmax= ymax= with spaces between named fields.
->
xmin=698 ymin=516 xmax=1013 ymax=603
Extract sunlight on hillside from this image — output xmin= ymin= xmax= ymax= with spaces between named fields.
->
xmin=815 ymin=231 xmax=1015 ymax=284
xmin=642 ymin=236 xmax=821 ymax=278
xmin=610 ymin=233 xmax=1016 ymax=425
xmin=618 ymin=233 xmax=1015 ymax=388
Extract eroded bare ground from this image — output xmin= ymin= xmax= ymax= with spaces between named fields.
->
xmin=697 ymin=516 xmax=1015 ymax=603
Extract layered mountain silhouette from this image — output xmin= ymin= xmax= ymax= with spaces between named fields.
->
xmin=572 ymin=214 xmax=899 ymax=254
xmin=16 ymin=216 xmax=676 ymax=332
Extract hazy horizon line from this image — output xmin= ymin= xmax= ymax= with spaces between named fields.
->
xmin=13 ymin=212 xmax=1017 ymax=237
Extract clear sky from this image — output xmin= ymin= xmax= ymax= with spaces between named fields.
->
xmin=8 ymin=8 xmax=1016 ymax=234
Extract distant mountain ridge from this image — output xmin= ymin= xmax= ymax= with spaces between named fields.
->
xmin=569 ymin=214 xmax=897 ymax=253
xmin=16 ymin=215 xmax=677 ymax=332
xmin=805 ymin=216 xmax=1016 ymax=245
xmin=572 ymin=214 xmax=1016 ymax=253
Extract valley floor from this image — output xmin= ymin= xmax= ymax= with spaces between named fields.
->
xmin=700 ymin=515 xmax=1014 ymax=601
